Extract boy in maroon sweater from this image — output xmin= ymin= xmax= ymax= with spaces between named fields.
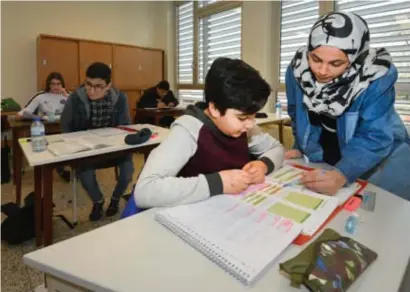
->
xmin=133 ymin=57 xmax=284 ymax=208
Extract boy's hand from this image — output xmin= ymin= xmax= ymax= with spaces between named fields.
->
xmin=301 ymin=169 xmax=347 ymax=195
xmin=157 ymin=101 xmax=166 ymax=108
xmin=219 ymin=170 xmax=252 ymax=194
xmin=168 ymin=102 xmax=176 ymax=107
xmin=285 ymin=149 xmax=302 ymax=159
xmin=242 ymin=161 xmax=268 ymax=184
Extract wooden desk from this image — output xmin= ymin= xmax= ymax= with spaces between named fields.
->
xmin=19 ymin=125 xmax=169 ymax=247
xmin=23 ymin=178 xmax=410 ymax=292
xmin=255 ymin=113 xmax=290 ymax=144
xmin=1 ymin=110 xmax=19 ymax=117
xmin=9 ymin=118 xmax=61 ymax=205
xmin=135 ymin=106 xmax=186 ymax=125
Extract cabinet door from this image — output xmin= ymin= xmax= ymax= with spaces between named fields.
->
xmin=113 ymin=45 xmax=144 ymax=90
xmin=79 ymin=41 xmax=113 ymax=83
xmin=139 ymin=49 xmax=164 ymax=89
xmin=37 ymin=38 xmax=79 ymax=91
xmin=123 ymin=90 xmax=142 ymax=123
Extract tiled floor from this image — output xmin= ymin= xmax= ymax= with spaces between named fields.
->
xmin=1 ymin=154 xmax=145 ymax=292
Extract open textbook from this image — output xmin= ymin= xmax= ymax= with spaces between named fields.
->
xmin=47 ymin=135 xmax=111 ymax=156
xmin=155 ymin=164 xmax=366 ymax=285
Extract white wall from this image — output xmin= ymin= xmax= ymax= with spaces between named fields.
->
xmin=242 ymin=1 xmax=280 ymax=113
xmin=1 ymin=1 xmax=172 ymax=106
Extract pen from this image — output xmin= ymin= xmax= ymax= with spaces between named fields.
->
xmin=283 ymin=178 xmax=301 ymax=188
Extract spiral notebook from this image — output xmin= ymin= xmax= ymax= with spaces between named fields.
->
xmin=156 ymin=195 xmax=302 ymax=285
xmin=155 ymin=166 xmax=366 ymax=285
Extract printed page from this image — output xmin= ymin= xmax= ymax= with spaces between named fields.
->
xmin=87 ymin=127 xmax=129 ymax=137
xmin=236 ymin=181 xmax=339 ymax=236
xmin=270 ymin=164 xmax=362 ymax=205
xmin=47 ymin=141 xmax=89 ymax=156
xmin=77 ymin=136 xmax=111 ymax=150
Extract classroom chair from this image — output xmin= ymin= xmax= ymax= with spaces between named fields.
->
xmin=69 ymin=166 xmax=119 ymax=225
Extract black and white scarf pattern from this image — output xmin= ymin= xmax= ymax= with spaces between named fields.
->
xmin=291 ymin=12 xmax=392 ymax=117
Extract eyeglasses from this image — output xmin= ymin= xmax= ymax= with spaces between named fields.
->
xmin=50 ymin=82 xmax=62 ymax=86
xmin=84 ymin=81 xmax=107 ymax=92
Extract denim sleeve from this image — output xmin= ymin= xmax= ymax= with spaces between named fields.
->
xmin=335 ymin=66 xmax=398 ymax=183
xmin=285 ymin=65 xmax=301 ymax=151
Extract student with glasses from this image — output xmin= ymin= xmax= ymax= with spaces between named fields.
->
xmin=61 ymin=62 xmax=134 ymax=221
xmin=17 ymin=72 xmax=71 ymax=182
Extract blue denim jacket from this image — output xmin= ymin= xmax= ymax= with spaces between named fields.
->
xmin=286 ymin=64 xmax=410 ymax=200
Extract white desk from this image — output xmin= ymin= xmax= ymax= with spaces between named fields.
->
xmin=20 ymin=124 xmax=169 ymax=167
xmin=19 ymin=124 xmax=169 ymax=247
xmin=24 ymin=176 xmax=410 ymax=291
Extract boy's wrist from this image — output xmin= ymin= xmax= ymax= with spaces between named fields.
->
xmin=204 ymin=172 xmax=223 ymax=196
xmin=257 ymin=157 xmax=274 ymax=174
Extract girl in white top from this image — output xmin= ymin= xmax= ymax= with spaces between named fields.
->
xmin=17 ymin=72 xmax=72 ymax=182
xmin=17 ymin=72 xmax=70 ymax=119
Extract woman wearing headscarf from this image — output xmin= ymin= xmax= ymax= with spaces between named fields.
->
xmin=285 ymin=12 xmax=410 ymax=200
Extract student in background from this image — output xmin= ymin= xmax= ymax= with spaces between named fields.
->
xmin=138 ymin=80 xmax=178 ymax=109
xmin=17 ymin=72 xmax=71 ymax=182
xmin=137 ymin=81 xmax=179 ymax=127
xmin=61 ymin=62 xmax=134 ymax=220
xmin=123 ymin=57 xmax=284 ymax=216
xmin=285 ymin=12 xmax=410 ymax=200
xmin=17 ymin=72 xmax=69 ymax=119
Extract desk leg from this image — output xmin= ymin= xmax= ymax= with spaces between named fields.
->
xmin=12 ymin=128 xmax=18 ymax=185
xmin=14 ymin=129 xmax=23 ymax=205
xmin=154 ymin=115 xmax=161 ymax=126
xmin=34 ymin=166 xmax=43 ymax=246
xmin=278 ymin=121 xmax=284 ymax=145
xmin=43 ymin=165 xmax=54 ymax=246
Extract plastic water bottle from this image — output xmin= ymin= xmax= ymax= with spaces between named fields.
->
xmin=275 ymin=101 xmax=282 ymax=118
xmin=31 ymin=117 xmax=47 ymax=152
xmin=345 ymin=213 xmax=359 ymax=234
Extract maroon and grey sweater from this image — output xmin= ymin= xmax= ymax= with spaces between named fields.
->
xmin=134 ymin=103 xmax=285 ymax=208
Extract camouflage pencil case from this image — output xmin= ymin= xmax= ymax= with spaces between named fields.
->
xmin=280 ymin=228 xmax=378 ymax=292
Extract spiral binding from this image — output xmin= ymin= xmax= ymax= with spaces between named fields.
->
xmin=156 ymin=211 xmax=256 ymax=285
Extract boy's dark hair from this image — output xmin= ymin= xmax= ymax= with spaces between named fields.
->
xmin=204 ymin=57 xmax=271 ymax=115
xmin=45 ymin=72 xmax=65 ymax=92
xmin=157 ymin=81 xmax=170 ymax=91
xmin=86 ymin=62 xmax=112 ymax=84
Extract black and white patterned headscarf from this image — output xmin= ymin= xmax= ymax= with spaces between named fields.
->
xmin=290 ymin=12 xmax=392 ymax=117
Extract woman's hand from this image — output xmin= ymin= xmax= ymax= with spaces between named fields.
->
xmin=301 ymin=169 xmax=347 ymax=195
xmin=285 ymin=149 xmax=303 ymax=159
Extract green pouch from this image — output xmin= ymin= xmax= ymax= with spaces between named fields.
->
xmin=280 ymin=228 xmax=377 ymax=291
xmin=1 ymin=98 xmax=21 ymax=112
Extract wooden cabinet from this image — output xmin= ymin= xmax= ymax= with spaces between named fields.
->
xmin=79 ymin=41 xmax=112 ymax=83
xmin=113 ymin=45 xmax=164 ymax=90
xmin=123 ymin=90 xmax=143 ymax=122
xmin=37 ymin=37 xmax=79 ymax=91
xmin=112 ymin=45 xmax=143 ymax=90
xmin=139 ymin=49 xmax=163 ymax=89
